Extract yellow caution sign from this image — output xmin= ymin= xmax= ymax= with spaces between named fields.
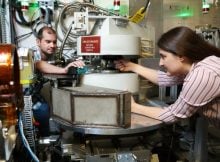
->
xmin=129 ymin=7 xmax=146 ymax=23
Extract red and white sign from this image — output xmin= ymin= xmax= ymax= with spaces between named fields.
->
xmin=81 ymin=36 xmax=101 ymax=53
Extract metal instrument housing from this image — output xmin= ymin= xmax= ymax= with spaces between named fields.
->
xmin=52 ymin=85 xmax=131 ymax=128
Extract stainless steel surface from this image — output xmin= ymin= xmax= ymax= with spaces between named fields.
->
xmin=52 ymin=86 xmax=131 ymax=128
xmin=0 ymin=126 xmax=17 ymax=161
xmin=43 ymin=74 xmax=78 ymax=88
xmin=86 ymin=150 xmax=151 ymax=162
xmin=53 ymin=113 xmax=162 ymax=135
xmin=193 ymin=117 xmax=208 ymax=162
xmin=43 ymin=74 xmax=76 ymax=80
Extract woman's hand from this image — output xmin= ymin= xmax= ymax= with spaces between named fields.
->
xmin=131 ymin=95 xmax=137 ymax=113
xmin=114 ymin=60 xmax=137 ymax=72
xmin=130 ymin=95 xmax=163 ymax=120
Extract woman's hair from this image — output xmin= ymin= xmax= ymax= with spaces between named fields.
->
xmin=157 ymin=26 xmax=220 ymax=62
xmin=37 ymin=26 xmax=56 ymax=40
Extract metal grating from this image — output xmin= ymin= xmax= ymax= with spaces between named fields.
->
xmin=22 ymin=95 xmax=36 ymax=151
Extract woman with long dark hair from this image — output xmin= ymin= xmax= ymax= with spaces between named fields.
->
xmin=115 ymin=26 xmax=220 ymax=128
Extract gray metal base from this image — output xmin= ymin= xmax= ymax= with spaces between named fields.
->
xmin=53 ymin=113 xmax=163 ymax=135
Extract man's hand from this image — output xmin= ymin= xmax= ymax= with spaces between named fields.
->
xmin=64 ymin=60 xmax=85 ymax=73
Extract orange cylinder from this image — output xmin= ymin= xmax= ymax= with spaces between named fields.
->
xmin=0 ymin=44 xmax=22 ymax=128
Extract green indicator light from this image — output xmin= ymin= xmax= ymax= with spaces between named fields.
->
xmin=202 ymin=4 xmax=210 ymax=8
xmin=29 ymin=3 xmax=39 ymax=8
xmin=176 ymin=12 xmax=193 ymax=18
xmin=175 ymin=7 xmax=193 ymax=18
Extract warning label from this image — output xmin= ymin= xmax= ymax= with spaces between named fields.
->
xmin=81 ymin=36 xmax=101 ymax=53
